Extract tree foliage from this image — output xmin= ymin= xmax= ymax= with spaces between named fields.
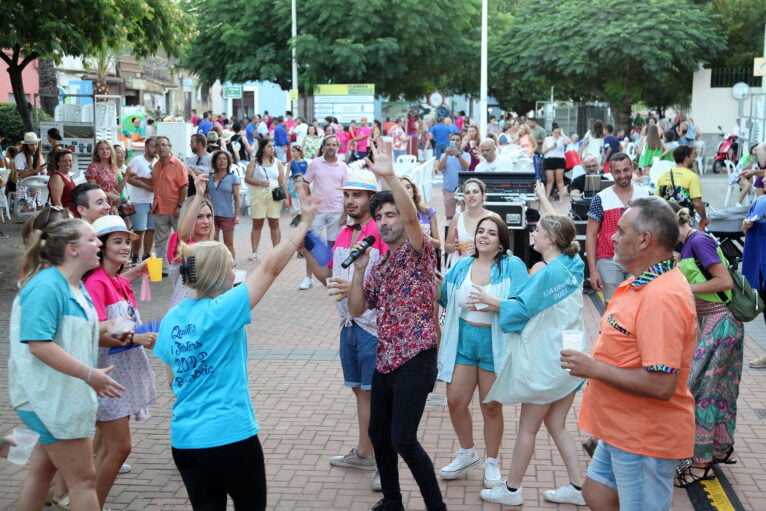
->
xmin=706 ymin=0 xmax=766 ymax=69
xmin=182 ymin=0 xmax=480 ymax=99
xmin=495 ymin=0 xmax=725 ymax=128
xmin=0 ymin=0 xmax=189 ymax=131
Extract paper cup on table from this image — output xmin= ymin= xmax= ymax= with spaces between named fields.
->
xmin=146 ymin=257 xmax=163 ymax=282
xmin=7 ymin=427 xmax=39 ymax=465
xmin=561 ymin=330 xmax=584 ymax=352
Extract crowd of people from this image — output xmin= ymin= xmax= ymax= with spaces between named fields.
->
xmin=3 ymin=102 xmax=766 ymax=511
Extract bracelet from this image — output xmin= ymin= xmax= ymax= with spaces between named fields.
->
xmin=86 ymin=367 xmax=92 ymax=383
xmin=129 ymin=333 xmax=135 ymax=345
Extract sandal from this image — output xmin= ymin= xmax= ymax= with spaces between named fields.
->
xmin=674 ymin=461 xmax=715 ymax=488
xmin=713 ymin=446 xmax=737 ymax=465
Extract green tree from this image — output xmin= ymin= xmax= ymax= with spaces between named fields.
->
xmin=707 ymin=0 xmax=766 ymax=69
xmin=0 ymin=0 xmax=188 ymax=132
xmin=182 ymin=0 xmax=479 ymax=101
xmin=496 ymin=0 xmax=725 ymax=129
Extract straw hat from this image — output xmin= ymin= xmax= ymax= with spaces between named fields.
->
xmin=92 ymin=215 xmax=138 ymax=240
xmin=338 ymin=168 xmax=378 ymax=192
xmin=221 ymin=129 xmax=233 ymax=142
xmin=22 ymin=132 xmax=40 ymax=144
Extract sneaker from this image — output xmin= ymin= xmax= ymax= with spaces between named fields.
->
xmin=543 ymin=483 xmax=586 ymax=506
xmin=299 ymin=276 xmax=313 ymax=290
xmin=372 ymin=470 xmax=382 ymax=492
xmin=483 ymin=457 xmax=503 ymax=488
xmin=370 ymin=498 xmax=404 ymax=511
xmin=440 ymin=447 xmax=481 ymax=480
xmin=481 ymin=484 xmax=523 ymax=506
xmin=330 ymin=448 xmax=376 ymax=471
xmin=118 ymin=463 xmax=132 ymax=474
xmin=131 ymin=255 xmax=139 ymax=266
xmin=248 ymin=252 xmax=258 ymax=261
xmin=750 ymin=355 xmax=766 ymax=368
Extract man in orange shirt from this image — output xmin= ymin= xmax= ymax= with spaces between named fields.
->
xmin=562 ymin=196 xmax=697 ymax=511
xmin=142 ymin=136 xmax=188 ymax=275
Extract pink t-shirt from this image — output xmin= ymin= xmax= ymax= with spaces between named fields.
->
xmin=355 ymin=126 xmax=372 ymax=152
xmin=84 ymin=267 xmax=137 ymax=322
xmin=336 ymin=131 xmax=350 ymax=154
xmin=304 ymin=156 xmax=348 ymax=213
xmin=167 ymin=232 xmax=196 ymax=263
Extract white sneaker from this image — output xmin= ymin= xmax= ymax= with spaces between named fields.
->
xmin=483 ymin=457 xmax=503 ymax=488
xmin=439 ymin=447 xmax=481 ymax=480
xmin=299 ymin=276 xmax=313 ymax=290
xmin=480 ymin=484 xmax=523 ymax=506
xmin=118 ymin=463 xmax=131 ymax=474
xmin=372 ymin=470 xmax=382 ymax=492
xmin=248 ymin=252 xmax=258 ymax=261
xmin=543 ymin=483 xmax=586 ymax=506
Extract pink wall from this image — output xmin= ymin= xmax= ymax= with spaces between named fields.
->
xmin=0 ymin=52 xmax=39 ymax=105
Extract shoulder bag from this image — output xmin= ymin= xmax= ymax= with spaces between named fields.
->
xmin=693 ymin=234 xmax=764 ymax=322
xmin=260 ymin=164 xmax=285 ymax=201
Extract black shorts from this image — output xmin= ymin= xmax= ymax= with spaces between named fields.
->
xmin=543 ymin=157 xmax=566 ymax=171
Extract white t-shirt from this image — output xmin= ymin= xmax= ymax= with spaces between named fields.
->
xmin=256 ymin=122 xmax=269 ymax=137
xmin=543 ymin=136 xmax=566 ymax=159
xmin=127 ymin=154 xmax=157 ymax=203
xmin=475 ymin=154 xmax=513 ymax=172
xmin=293 ymin=123 xmax=308 ymax=145
xmin=185 ymin=153 xmax=212 ymax=175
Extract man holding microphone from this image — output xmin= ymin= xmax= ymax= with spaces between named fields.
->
xmin=303 ymin=168 xmax=388 ymax=492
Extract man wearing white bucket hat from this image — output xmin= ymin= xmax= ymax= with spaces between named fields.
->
xmin=304 ymin=167 xmax=388 ymax=491
xmin=300 ymin=134 xmax=349 ymax=289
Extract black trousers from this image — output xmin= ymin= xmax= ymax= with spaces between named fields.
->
xmin=369 ymin=348 xmax=446 ymax=511
xmin=172 ymin=435 xmax=266 ymax=511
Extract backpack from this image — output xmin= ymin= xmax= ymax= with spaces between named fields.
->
xmin=229 ymin=134 xmax=246 ymax=163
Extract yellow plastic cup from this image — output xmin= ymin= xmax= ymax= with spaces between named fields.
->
xmin=146 ymin=257 xmax=163 ymax=282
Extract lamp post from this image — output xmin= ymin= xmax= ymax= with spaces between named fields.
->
xmin=291 ymin=0 xmax=298 ymax=116
xmin=480 ymin=0 xmax=488 ymax=138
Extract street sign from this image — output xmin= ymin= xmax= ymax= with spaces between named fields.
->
xmin=289 ymin=89 xmax=298 ymax=101
xmin=222 ymin=86 xmax=242 ymax=99
xmin=755 ymin=58 xmax=766 ymax=77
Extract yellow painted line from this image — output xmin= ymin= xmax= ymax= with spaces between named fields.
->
xmin=700 ymin=477 xmax=737 ymax=511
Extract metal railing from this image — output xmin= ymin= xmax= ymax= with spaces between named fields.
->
xmin=710 ymin=67 xmax=762 ymax=88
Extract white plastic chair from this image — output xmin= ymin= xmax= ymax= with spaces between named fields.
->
xmin=722 ymin=160 xmax=753 ymax=207
xmin=624 ymin=142 xmax=637 ymax=162
xmin=396 ymin=154 xmax=416 ymax=163
xmin=649 ymin=160 xmax=674 ymax=188
xmin=695 ymin=140 xmax=706 ymax=174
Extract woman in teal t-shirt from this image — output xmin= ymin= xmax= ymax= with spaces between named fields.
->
xmin=155 ymin=186 xmax=319 ymax=510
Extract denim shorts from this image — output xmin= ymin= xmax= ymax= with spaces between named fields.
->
xmin=340 ymin=322 xmax=378 ymax=390
xmin=16 ymin=409 xmax=60 ymax=445
xmin=587 ymin=440 xmax=679 ymax=511
xmin=130 ymin=202 xmax=154 ymax=231
xmin=455 ymin=318 xmax=494 ymax=372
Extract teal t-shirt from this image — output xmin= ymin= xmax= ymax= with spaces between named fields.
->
xmin=155 ymin=283 xmax=257 ymax=449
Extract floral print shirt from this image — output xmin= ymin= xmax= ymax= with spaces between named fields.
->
xmin=364 ymin=234 xmax=437 ymax=373
xmin=85 ymin=162 xmax=119 ymax=204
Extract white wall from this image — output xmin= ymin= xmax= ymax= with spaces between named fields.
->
xmin=691 ymin=68 xmax=762 ymax=134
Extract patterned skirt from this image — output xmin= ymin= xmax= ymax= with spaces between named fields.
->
xmin=688 ymin=299 xmax=744 ymax=463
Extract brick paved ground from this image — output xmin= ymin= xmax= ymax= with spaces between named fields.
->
xmin=0 ymin=172 xmax=764 ymax=510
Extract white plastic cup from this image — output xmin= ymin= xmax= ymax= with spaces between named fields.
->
xmin=561 ymin=330 xmax=584 ymax=352
xmin=7 ymin=427 xmax=39 ymax=465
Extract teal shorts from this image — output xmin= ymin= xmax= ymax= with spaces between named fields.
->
xmin=16 ymin=409 xmax=60 ymax=445
xmin=455 ymin=318 xmax=494 ymax=372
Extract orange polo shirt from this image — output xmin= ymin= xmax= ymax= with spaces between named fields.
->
xmin=151 ymin=155 xmax=188 ymax=215
xmin=578 ymin=265 xmax=697 ymax=460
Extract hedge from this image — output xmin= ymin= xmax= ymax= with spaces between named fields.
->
xmin=0 ymin=103 xmax=53 ymax=144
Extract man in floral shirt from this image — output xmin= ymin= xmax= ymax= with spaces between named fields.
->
xmin=348 ymin=141 xmax=445 ymax=511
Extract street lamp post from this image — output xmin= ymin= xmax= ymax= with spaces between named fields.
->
xmin=291 ymin=0 xmax=298 ymax=116
xmin=480 ymin=0 xmax=488 ymax=139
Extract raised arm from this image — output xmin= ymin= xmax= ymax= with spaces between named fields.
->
xmin=178 ymin=173 xmax=208 ymax=241
xmin=366 ymin=140 xmax=424 ymax=252
xmin=245 ymin=185 xmax=319 ymax=308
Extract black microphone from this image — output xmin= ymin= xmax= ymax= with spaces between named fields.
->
xmin=341 ymin=235 xmax=376 ymax=268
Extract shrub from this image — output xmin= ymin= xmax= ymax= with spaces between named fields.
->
xmin=0 ymin=103 xmax=53 ymax=144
